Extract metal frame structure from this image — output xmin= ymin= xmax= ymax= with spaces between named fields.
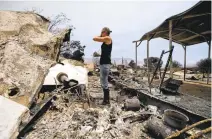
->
xmin=133 ymin=1 xmax=211 ymax=84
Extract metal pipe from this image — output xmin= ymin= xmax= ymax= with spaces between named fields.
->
xmin=147 ymin=39 xmax=150 ymax=85
xmin=207 ymin=41 xmax=211 ymax=84
xmin=135 ymin=42 xmax=138 ymax=70
xmin=169 ymin=20 xmax=173 ymax=78
xmin=57 ymin=73 xmax=78 ymax=87
xmin=208 ymin=41 xmax=211 ymax=59
xmin=184 ymin=46 xmax=186 ymax=81
xmin=60 ymin=75 xmax=69 ymax=83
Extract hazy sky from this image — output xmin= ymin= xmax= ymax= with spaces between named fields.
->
xmin=0 ymin=1 xmax=210 ymax=65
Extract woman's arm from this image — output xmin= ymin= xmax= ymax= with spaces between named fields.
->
xmin=93 ymin=36 xmax=111 ymax=43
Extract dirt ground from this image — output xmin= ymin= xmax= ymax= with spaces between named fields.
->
xmin=179 ymin=81 xmax=211 ymax=102
xmin=152 ymin=79 xmax=211 ymax=102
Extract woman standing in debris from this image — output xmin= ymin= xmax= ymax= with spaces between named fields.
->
xmin=93 ymin=27 xmax=112 ymax=105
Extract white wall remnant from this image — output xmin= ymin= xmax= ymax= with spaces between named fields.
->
xmin=0 ymin=96 xmax=30 ymax=139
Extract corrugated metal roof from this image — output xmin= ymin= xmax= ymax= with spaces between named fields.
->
xmin=137 ymin=1 xmax=211 ymax=46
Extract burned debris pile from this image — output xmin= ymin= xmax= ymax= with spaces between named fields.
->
xmin=0 ymin=10 xmax=211 ymax=139
xmin=24 ymin=76 xmax=152 ymax=139
xmin=109 ymin=65 xmax=211 ymax=119
xmin=21 ymin=68 xmax=211 ymax=139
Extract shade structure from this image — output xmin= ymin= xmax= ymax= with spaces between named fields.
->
xmin=138 ymin=1 xmax=211 ymax=46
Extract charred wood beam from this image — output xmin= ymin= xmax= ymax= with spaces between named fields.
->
xmin=174 ymin=28 xmax=210 ymax=42
xmin=18 ymin=95 xmax=56 ymax=138
xmin=178 ymin=31 xmax=211 ymax=42
xmin=183 ymin=13 xmax=211 ymax=19
xmin=132 ymin=40 xmax=141 ymax=43
xmin=172 ymin=31 xmax=187 ymax=37
xmin=163 ymin=37 xmax=186 ymax=46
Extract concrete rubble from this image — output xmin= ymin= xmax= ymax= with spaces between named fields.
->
xmin=0 ymin=11 xmax=69 ymax=107
xmin=0 ymin=11 xmax=69 ymax=139
xmin=0 ymin=96 xmax=30 ymax=139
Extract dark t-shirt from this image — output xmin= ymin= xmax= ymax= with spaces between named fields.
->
xmin=100 ymin=41 xmax=112 ymax=65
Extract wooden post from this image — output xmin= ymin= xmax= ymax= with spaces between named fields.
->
xmin=184 ymin=46 xmax=186 ymax=81
xmin=147 ymin=39 xmax=150 ymax=85
xmin=207 ymin=41 xmax=211 ymax=84
xmin=135 ymin=42 xmax=138 ymax=70
xmin=169 ymin=20 xmax=173 ymax=78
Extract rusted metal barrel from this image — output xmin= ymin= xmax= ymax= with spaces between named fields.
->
xmin=124 ymin=97 xmax=141 ymax=111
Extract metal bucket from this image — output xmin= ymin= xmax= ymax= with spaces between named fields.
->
xmin=163 ymin=109 xmax=189 ymax=129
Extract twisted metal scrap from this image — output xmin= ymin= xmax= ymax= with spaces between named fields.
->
xmin=188 ymin=127 xmax=212 ymax=139
xmin=165 ymin=119 xmax=212 ymax=139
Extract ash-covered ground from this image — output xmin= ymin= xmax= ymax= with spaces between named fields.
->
xmin=25 ymin=75 xmax=151 ymax=139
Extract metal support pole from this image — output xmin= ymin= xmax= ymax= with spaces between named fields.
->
xmin=169 ymin=20 xmax=173 ymax=78
xmin=207 ymin=41 xmax=211 ymax=84
xmin=135 ymin=42 xmax=138 ymax=70
xmin=122 ymin=57 xmax=124 ymax=65
xmin=147 ymin=39 xmax=150 ymax=85
xmin=208 ymin=41 xmax=211 ymax=59
xmin=183 ymin=46 xmax=187 ymax=81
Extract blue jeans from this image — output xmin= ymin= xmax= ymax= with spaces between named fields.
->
xmin=100 ymin=64 xmax=110 ymax=89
